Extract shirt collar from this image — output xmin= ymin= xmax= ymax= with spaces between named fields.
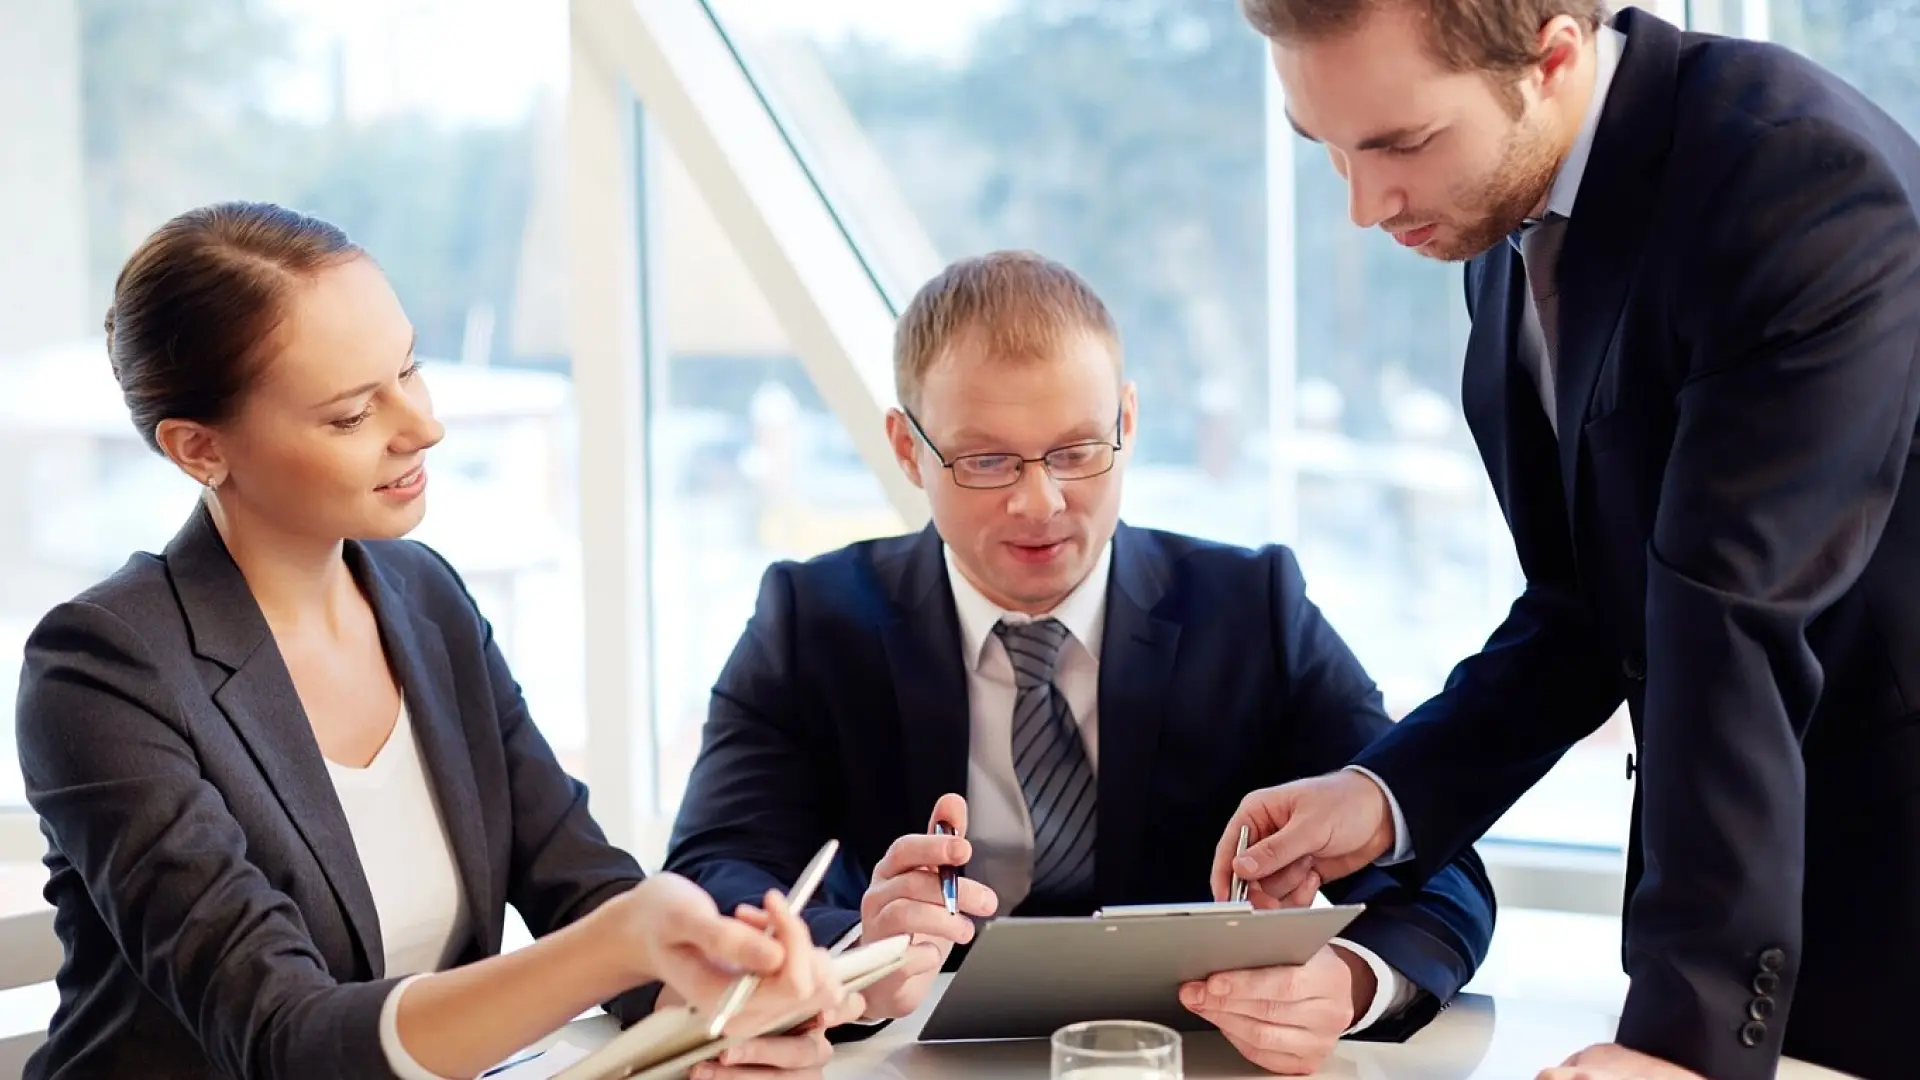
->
xmin=1535 ymin=24 xmax=1624 ymax=225
xmin=944 ymin=540 xmax=1112 ymax=672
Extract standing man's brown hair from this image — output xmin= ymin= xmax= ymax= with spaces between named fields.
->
xmin=1241 ymin=0 xmax=1609 ymax=70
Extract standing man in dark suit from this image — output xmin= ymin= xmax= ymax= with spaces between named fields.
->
xmin=1214 ymin=4 xmax=1920 ymax=1079
xmin=665 ymin=250 xmax=1495 ymax=1075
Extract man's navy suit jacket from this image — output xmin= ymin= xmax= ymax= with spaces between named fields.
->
xmin=1349 ymin=9 xmax=1920 ymax=1080
xmin=665 ymin=522 xmax=1495 ymax=1042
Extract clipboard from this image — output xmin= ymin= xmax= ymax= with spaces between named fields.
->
xmin=551 ymin=933 xmax=912 ymax=1080
xmin=917 ymin=902 xmax=1364 ymax=1042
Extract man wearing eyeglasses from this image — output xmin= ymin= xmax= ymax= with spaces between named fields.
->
xmin=662 ymin=250 xmax=1494 ymax=1076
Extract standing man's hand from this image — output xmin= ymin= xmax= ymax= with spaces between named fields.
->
xmin=854 ymin=793 xmax=998 ymax=1019
xmin=1536 ymin=1043 xmax=1709 ymax=1080
xmin=1211 ymin=771 xmax=1397 ymax=905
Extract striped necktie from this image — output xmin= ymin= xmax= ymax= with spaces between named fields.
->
xmin=993 ymin=617 xmax=1096 ymax=904
xmin=1517 ymin=213 xmax=1569 ymax=435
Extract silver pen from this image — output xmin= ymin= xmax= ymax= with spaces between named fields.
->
xmin=933 ymin=821 xmax=960 ymax=915
xmin=1230 ymin=824 xmax=1251 ymax=904
xmin=704 ymin=838 xmax=840 ymax=1039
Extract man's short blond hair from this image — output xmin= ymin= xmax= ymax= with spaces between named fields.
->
xmin=894 ymin=250 xmax=1121 ymax=411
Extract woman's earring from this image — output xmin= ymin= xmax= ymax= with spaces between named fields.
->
xmin=203 ymin=474 xmax=221 ymax=490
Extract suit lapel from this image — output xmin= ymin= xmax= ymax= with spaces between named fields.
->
xmin=879 ymin=527 xmax=972 ymax=827
xmin=166 ymin=507 xmax=386 ymax=977
xmin=1461 ymin=249 xmax=1523 ymax=519
xmin=1094 ymin=525 xmax=1181 ymax=901
xmin=350 ymin=543 xmax=494 ymax=953
xmin=1463 ymin=248 xmax=1575 ymax=568
xmin=1550 ymin=7 xmax=1679 ymax=513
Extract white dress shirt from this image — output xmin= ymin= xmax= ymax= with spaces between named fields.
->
xmin=322 ymin=698 xmax=470 ymax=1080
xmin=931 ymin=541 xmax=1415 ymax=1034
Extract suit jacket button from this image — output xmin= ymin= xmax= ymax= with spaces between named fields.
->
xmin=1753 ymin=972 xmax=1780 ymax=995
xmin=1759 ymin=947 xmax=1786 ymax=972
xmin=1625 ymin=752 xmax=1637 ymax=779
xmin=1741 ymin=1020 xmax=1767 ymax=1047
xmin=1622 ymin=653 xmax=1646 ymax=680
xmin=1749 ymin=996 xmax=1775 ymax=1021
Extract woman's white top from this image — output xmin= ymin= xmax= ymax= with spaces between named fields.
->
xmin=324 ymin=696 xmax=470 ymax=1080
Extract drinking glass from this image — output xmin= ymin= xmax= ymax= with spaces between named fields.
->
xmin=1050 ymin=1020 xmax=1182 ymax=1079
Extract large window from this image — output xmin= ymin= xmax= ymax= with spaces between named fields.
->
xmin=690 ymin=0 xmax=1634 ymax=850
xmin=18 ymin=0 xmax=1910 ymax=945
xmin=0 ymin=0 xmax=585 ymax=891
xmin=644 ymin=134 xmax=904 ymax=815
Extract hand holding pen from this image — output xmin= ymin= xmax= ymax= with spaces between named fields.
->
xmin=932 ymin=821 xmax=960 ymax=914
xmin=704 ymin=840 xmax=843 ymax=1038
xmin=603 ymin=869 xmax=851 ymax=1055
xmin=851 ymin=793 xmax=1000 ymax=1020
xmin=1230 ymin=824 xmax=1252 ymax=904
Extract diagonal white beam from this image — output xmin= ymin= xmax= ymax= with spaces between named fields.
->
xmin=573 ymin=0 xmax=927 ymax=528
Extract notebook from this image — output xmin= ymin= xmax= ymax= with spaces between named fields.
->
xmin=550 ymin=933 xmax=913 ymax=1080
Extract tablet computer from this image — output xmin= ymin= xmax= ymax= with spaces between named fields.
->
xmin=917 ymin=902 xmax=1364 ymax=1042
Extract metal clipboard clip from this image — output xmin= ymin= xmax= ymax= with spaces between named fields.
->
xmin=1092 ymin=901 xmax=1255 ymax=919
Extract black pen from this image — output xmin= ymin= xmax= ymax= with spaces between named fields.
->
xmin=933 ymin=821 xmax=959 ymax=915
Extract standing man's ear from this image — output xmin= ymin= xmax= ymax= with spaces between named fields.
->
xmin=886 ymin=408 xmax=926 ymax=489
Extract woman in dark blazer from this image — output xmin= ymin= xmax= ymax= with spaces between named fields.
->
xmin=14 ymin=201 xmax=859 ymax=1080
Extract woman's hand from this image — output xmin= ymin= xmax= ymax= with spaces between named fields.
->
xmin=673 ymin=910 xmax=866 ymax=1080
xmin=610 ymin=873 xmax=851 ymax=1039
xmin=629 ymin=878 xmax=857 ymax=1077
xmin=652 ymin=988 xmax=863 ymax=1079
xmin=604 ymin=873 xmax=788 ymax=1008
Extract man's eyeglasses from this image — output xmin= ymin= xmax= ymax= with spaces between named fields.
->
xmin=902 ymin=406 xmax=1124 ymax=490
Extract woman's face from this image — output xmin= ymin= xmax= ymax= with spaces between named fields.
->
xmin=203 ymin=255 xmax=445 ymax=544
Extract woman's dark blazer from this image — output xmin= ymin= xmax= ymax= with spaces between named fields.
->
xmin=15 ymin=504 xmax=658 ymax=1079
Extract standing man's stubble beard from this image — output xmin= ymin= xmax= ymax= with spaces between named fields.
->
xmin=1422 ymin=112 xmax=1567 ymax=262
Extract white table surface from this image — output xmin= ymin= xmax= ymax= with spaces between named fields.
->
xmin=553 ymin=976 xmax=1856 ymax=1080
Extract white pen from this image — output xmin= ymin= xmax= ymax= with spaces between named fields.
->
xmin=704 ymin=838 xmax=840 ymax=1040
xmin=1230 ymin=824 xmax=1251 ymax=904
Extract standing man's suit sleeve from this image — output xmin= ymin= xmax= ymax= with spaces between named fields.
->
xmin=662 ymin=565 xmax=863 ymax=951
xmin=1263 ymin=548 xmax=1497 ymax=1042
xmin=1603 ymin=122 xmax=1920 ymax=1078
